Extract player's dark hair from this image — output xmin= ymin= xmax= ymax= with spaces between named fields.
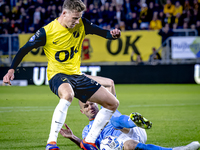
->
xmin=63 ymin=0 xmax=86 ymax=12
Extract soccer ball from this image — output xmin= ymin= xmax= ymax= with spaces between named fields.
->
xmin=100 ymin=136 xmax=123 ymax=150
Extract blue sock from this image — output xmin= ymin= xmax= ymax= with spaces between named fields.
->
xmin=135 ymin=143 xmax=173 ymax=150
xmin=111 ymin=115 xmax=136 ymax=129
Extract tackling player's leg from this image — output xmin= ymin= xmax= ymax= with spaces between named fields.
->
xmin=110 ymin=112 xmax=153 ymax=130
xmin=173 ymin=141 xmax=200 ymax=150
xmin=135 ymin=141 xmax=200 ymax=150
xmin=130 ymin=112 xmax=152 ymax=129
xmin=111 ymin=115 xmax=137 ymax=129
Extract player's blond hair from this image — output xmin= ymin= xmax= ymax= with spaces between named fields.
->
xmin=62 ymin=0 xmax=86 ymax=12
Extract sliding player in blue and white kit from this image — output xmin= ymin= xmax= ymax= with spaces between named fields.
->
xmin=80 ymin=101 xmax=147 ymax=149
xmin=78 ymin=101 xmax=199 ymax=150
xmin=60 ymin=100 xmax=200 ymax=150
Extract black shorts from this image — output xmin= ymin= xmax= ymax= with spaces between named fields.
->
xmin=49 ymin=73 xmax=101 ymax=103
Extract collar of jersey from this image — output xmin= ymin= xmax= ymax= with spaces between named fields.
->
xmin=89 ymin=117 xmax=95 ymax=121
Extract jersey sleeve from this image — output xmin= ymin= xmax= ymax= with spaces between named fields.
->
xmin=10 ymin=28 xmax=46 ymax=70
xmin=82 ymin=17 xmax=115 ymax=40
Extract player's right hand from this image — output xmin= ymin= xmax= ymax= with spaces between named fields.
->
xmin=3 ymin=69 xmax=15 ymax=85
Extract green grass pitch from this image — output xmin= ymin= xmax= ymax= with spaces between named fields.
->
xmin=0 ymin=84 xmax=200 ymax=150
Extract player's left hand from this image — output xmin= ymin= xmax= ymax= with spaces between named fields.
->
xmin=60 ymin=123 xmax=73 ymax=138
xmin=110 ymin=28 xmax=121 ymax=39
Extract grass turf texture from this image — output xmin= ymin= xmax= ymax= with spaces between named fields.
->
xmin=0 ymin=84 xmax=200 ymax=150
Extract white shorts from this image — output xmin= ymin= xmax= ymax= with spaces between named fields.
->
xmin=117 ymin=127 xmax=147 ymax=145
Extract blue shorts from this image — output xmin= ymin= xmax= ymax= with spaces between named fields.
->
xmin=48 ymin=73 xmax=101 ymax=103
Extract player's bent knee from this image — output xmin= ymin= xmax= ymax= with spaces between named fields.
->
xmin=106 ymin=99 xmax=119 ymax=111
xmin=110 ymin=79 xmax=115 ymax=87
xmin=59 ymin=92 xmax=74 ymax=102
xmin=123 ymin=140 xmax=138 ymax=150
xmin=107 ymin=78 xmax=114 ymax=87
xmin=114 ymin=99 xmax=119 ymax=109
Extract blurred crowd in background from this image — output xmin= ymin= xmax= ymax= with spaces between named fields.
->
xmin=0 ymin=0 xmax=200 ymax=35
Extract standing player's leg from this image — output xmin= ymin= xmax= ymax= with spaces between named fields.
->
xmin=46 ymin=81 xmax=74 ymax=150
xmin=80 ymin=86 xmax=119 ymax=149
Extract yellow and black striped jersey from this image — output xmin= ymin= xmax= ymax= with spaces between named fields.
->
xmin=11 ymin=17 xmax=115 ymax=80
xmin=43 ymin=18 xmax=85 ymax=79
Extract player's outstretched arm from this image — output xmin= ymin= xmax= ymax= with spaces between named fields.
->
xmin=83 ymin=17 xmax=121 ymax=40
xmin=3 ymin=28 xmax=46 ymax=85
xmin=60 ymin=123 xmax=82 ymax=148
xmin=3 ymin=69 xmax=15 ymax=85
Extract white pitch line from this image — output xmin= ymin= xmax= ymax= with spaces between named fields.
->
xmin=0 ymin=104 xmax=199 ymax=113
xmin=0 ymin=106 xmax=79 ymax=113
xmin=0 ymin=109 xmax=54 ymax=113
xmin=0 ymin=106 xmax=54 ymax=109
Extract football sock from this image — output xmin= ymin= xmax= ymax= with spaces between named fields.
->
xmin=47 ymin=99 xmax=71 ymax=143
xmin=135 ymin=143 xmax=173 ymax=150
xmin=85 ymin=107 xmax=114 ymax=143
xmin=111 ymin=115 xmax=136 ymax=129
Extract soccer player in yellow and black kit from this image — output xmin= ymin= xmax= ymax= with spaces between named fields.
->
xmin=3 ymin=0 xmax=121 ymax=150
